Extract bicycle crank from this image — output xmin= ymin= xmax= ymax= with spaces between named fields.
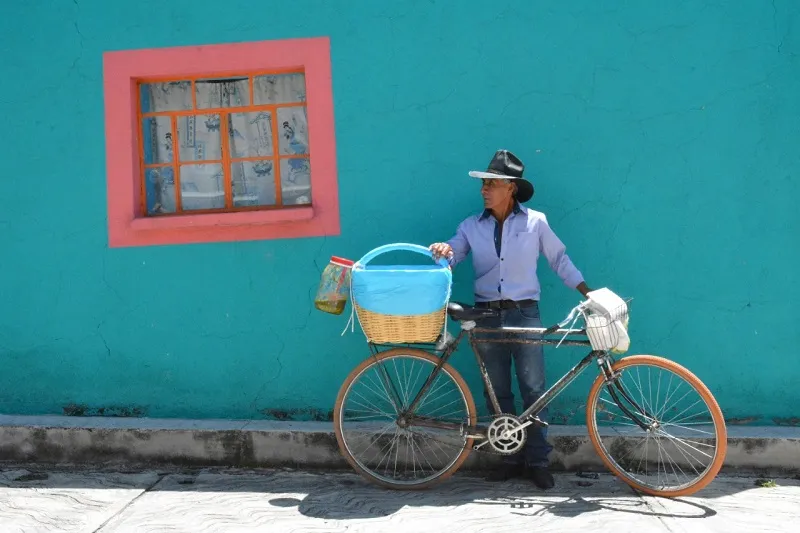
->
xmin=485 ymin=415 xmax=527 ymax=455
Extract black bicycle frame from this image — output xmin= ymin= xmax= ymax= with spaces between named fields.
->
xmin=369 ymin=324 xmax=651 ymax=434
xmin=468 ymin=326 xmax=597 ymax=422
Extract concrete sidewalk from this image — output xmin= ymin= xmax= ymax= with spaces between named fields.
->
xmin=1 ymin=468 xmax=799 ymax=532
xmin=1 ymin=415 xmax=799 ymax=475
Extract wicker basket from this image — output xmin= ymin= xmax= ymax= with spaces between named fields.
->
xmin=355 ymin=303 xmax=446 ymax=344
xmin=350 ymin=243 xmax=452 ymax=345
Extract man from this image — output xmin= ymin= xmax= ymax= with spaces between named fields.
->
xmin=429 ymin=149 xmax=591 ymax=490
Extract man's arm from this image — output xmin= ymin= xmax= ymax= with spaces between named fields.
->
xmin=538 ymin=217 xmax=591 ymax=297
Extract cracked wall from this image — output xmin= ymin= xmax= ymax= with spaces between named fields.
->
xmin=0 ymin=0 xmax=798 ymax=423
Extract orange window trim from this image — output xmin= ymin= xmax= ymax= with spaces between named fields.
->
xmin=104 ymin=37 xmax=339 ymax=248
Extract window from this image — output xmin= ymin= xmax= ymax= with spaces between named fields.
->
xmin=103 ymin=38 xmax=338 ymax=247
xmin=140 ymin=73 xmax=312 ymax=216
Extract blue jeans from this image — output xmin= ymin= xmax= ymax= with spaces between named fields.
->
xmin=474 ymin=302 xmax=553 ymax=467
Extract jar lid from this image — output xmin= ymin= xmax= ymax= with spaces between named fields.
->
xmin=330 ymin=256 xmax=354 ymax=268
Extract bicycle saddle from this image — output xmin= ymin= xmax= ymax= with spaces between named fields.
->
xmin=447 ymin=302 xmax=499 ymax=321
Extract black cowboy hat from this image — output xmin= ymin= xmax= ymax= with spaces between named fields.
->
xmin=468 ymin=149 xmax=534 ymax=203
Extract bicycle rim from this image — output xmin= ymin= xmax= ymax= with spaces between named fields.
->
xmin=333 ymin=349 xmax=476 ymax=489
xmin=586 ymin=355 xmax=727 ymax=497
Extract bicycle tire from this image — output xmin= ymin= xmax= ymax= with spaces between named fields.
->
xmin=333 ymin=348 xmax=477 ymax=490
xmin=586 ymin=355 xmax=727 ymax=497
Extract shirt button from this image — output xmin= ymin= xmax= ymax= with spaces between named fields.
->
xmin=501 ymin=279 xmax=504 ymax=282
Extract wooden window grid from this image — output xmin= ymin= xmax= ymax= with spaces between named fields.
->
xmin=137 ymin=69 xmax=310 ymax=217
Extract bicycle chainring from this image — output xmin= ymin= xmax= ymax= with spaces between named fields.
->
xmin=486 ymin=414 xmax=527 ymax=455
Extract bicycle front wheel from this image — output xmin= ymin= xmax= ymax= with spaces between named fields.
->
xmin=333 ymin=348 xmax=476 ymax=490
xmin=586 ymin=355 xmax=727 ymax=497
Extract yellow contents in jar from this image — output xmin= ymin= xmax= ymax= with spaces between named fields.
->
xmin=314 ymin=298 xmax=347 ymax=315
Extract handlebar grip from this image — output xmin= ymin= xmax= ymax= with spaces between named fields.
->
xmin=542 ymin=325 xmax=560 ymax=336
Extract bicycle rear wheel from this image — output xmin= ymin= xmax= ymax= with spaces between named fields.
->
xmin=586 ymin=355 xmax=727 ymax=497
xmin=333 ymin=348 xmax=476 ymax=490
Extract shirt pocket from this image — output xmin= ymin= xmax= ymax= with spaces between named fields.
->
xmin=511 ymin=231 xmax=539 ymax=258
xmin=514 ymin=231 xmax=538 ymax=245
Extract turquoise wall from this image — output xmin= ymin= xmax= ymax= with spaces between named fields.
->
xmin=1 ymin=1 xmax=798 ymax=425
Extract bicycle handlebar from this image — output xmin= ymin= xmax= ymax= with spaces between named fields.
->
xmin=542 ymin=301 xmax=588 ymax=336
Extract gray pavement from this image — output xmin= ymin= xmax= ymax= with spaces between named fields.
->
xmin=1 ymin=468 xmax=798 ymax=532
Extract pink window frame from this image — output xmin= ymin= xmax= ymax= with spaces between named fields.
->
xmin=103 ymin=37 xmax=339 ymax=247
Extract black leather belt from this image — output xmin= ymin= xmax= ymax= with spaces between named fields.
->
xmin=475 ymin=299 xmax=537 ymax=310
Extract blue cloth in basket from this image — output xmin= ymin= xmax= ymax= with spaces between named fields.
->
xmin=352 ymin=264 xmax=452 ymax=316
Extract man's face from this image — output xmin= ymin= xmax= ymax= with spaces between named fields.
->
xmin=481 ymin=178 xmax=515 ymax=210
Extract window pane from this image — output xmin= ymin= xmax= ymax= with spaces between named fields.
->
xmin=280 ymin=157 xmax=311 ymax=205
xmin=229 ymin=111 xmax=274 ymax=158
xmin=196 ymin=78 xmax=249 ymax=109
xmin=140 ymin=82 xmax=192 ymax=113
xmin=180 ymin=164 xmax=225 ymax=211
xmin=232 ymin=161 xmax=276 ymax=207
xmin=177 ymin=115 xmax=222 ymax=161
xmin=254 ymin=73 xmax=306 ymax=105
xmin=277 ymin=107 xmax=309 ymax=155
xmin=142 ymin=116 xmax=173 ymax=164
xmin=145 ymin=167 xmax=176 ymax=215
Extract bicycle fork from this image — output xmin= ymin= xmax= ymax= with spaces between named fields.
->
xmin=598 ymin=355 xmax=660 ymax=432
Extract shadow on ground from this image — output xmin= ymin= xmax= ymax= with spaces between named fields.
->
xmin=2 ymin=466 xmax=797 ymax=522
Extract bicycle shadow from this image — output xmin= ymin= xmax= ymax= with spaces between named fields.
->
xmin=265 ymin=470 xmax=720 ymax=521
xmin=4 ymin=466 xmax=794 ymax=526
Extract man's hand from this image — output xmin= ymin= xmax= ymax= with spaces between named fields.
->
xmin=576 ymin=282 xmax=592 ymax=298
xmin=429 ymin=242 xmax=454 ymax=261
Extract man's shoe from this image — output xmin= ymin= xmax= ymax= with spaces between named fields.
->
xmin=485 ymin=463 xmax=524 ymax=482
xmin=526 ymin=466 xmax=555 ymax=489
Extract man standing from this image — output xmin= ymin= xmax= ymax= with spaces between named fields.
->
xmin=429 ymin=150 xmax=591 ymax=489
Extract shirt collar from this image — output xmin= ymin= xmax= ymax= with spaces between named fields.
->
xmin=480 ymin=202 xmax=523 ymax=221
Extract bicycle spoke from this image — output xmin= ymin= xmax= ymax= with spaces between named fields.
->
xmin=658 ymin=430 xmax=705 ymax=475
xmin=356 ymin=423 xmax=403 ymax=462
xmin=415 ymin=374 xmax=452 ymax=412
xmin=647 ymin=366 xmax=655 ymax=419
xmin=659 ymin=421 xmax=715 ymax=434
xmin=639 ymin=430 xmax=650 ymax=477
xmin=655 ymin=373 xmax=676 ymax=420
xmin=654 ymin=368 xmax=663 ymax=422
xmin=377 ymin=428 xmax=402 ymax=476
xmin=664 ymin=398 xmax=705 ymax=426
xmin=420 ymin=396 xmax=464 ymax=419
xmin=349 ymin=391 xmax=395 ymax=418
xmin=654 ymin=434 xmax=683 ymax=486
xmin=391 ymin=359 xmax=410 ymax=408
xmin=655 ymin=430 xmax=714 ymax=460
xmin=411 ymin=433 xmax=440 ymax=474
xmin=629 ymin=368 xmax=657 ymax=418
xmin=344 ymin=414 xmax=392 ymax=421
xmin=364 ymin=369 xmax=400 ymax=414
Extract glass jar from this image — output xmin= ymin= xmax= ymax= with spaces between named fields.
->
xmin=314 ymin=256 xmax=354 ymax=315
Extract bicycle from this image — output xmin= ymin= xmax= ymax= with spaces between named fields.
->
xmin=333 ymin=294 xmax=727 ymax=497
